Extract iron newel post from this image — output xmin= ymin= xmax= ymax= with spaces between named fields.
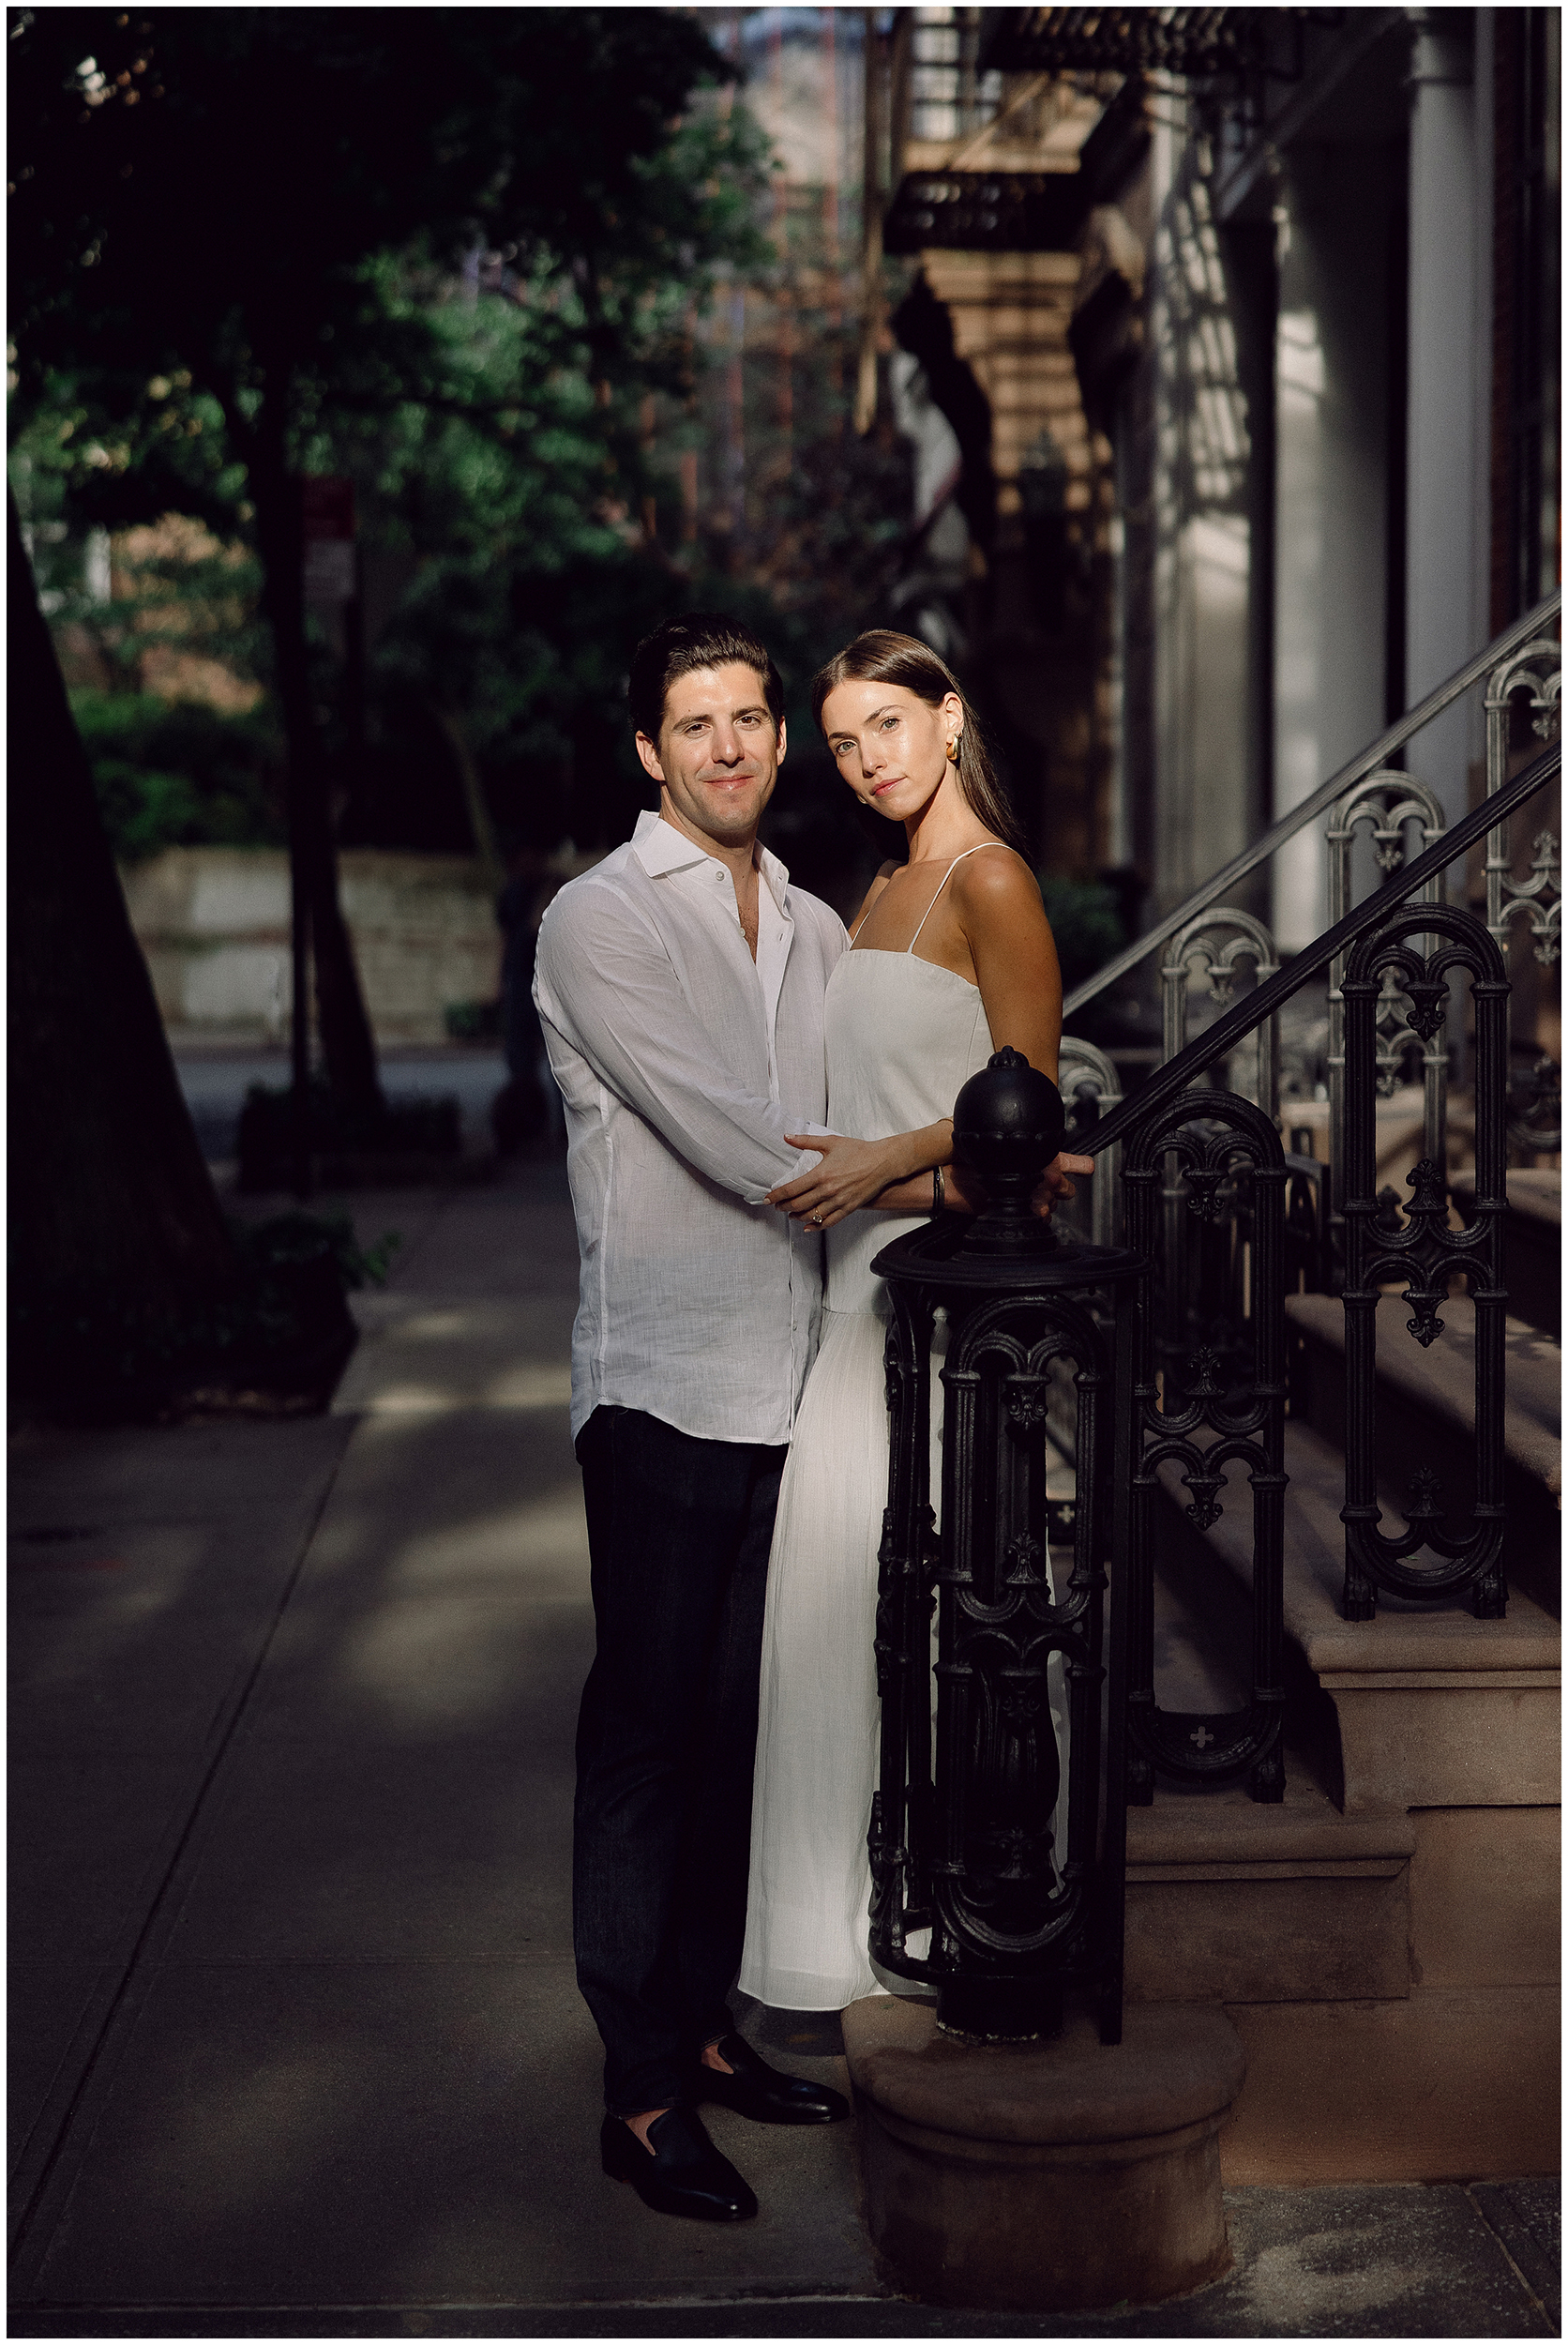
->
xmin=870 ymin=1048 xmax=1146 ymax=2048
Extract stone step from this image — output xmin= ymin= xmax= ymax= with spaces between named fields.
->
xmin=1125 ymin=1753 xmax=1557 ymax=2009
xmin=1124 ymin=1773 xmax=1416 ymax=2005
xmin=1452 ymin=1165 xmax=1561 ymax=1339
xmin=1122 ymin=1520 xmax=1557 ymax=2184
xmin=1154 ymin=1418 xmax=1560 ymax=1812
xmin=1285 ymin=1288 xmax=1560 ymax=1606
xmin=1130 ymin=1425 xmax=1559 ymax=2060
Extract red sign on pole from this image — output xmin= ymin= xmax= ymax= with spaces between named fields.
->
xmin=301 ymin=476 xmax=356 ymax=604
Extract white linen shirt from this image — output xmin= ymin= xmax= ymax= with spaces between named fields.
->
xmin=534 ymin=810 xmax=849 ymax=1445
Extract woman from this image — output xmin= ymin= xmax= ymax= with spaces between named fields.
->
xmin=739 ymin=629 xmax=1085 ymax=2015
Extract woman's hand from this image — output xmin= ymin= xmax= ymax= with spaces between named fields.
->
xmin=767 ymin=1132 xmax=912 ymax=1230
xmin=1033 ymin=1152 xmax=1094 ymax=1216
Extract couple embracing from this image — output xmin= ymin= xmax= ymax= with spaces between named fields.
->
xmin=533 ymin=613 xmax=1089 ymax=2222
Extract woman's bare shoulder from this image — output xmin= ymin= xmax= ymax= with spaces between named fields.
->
xmin=951 ymin=842 xmax=1045 ymax=918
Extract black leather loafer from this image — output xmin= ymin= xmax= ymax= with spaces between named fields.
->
xmin=599 ymin=2107 xmax=758 ymax=2221
xmin=692 ymin=2032 xmax=852 ymax=2125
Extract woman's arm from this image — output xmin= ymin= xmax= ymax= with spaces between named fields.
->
xmin=765 ymin=854 xmax=1084 ymax=1229
xmin=765 ymin=1117 xmax=953 ymax=1225
xmin=776 ymin=1153 xmax=1087 ymax=1221
xmin=953 ymin=849 xmax=1063 ymax=1078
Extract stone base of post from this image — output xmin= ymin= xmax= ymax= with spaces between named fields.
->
xmin=842 ymin=1995 xmax=1245 ymax=2313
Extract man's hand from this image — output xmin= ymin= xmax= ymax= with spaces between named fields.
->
xmin=766 ymin=1131 xmax=909 ymax=1229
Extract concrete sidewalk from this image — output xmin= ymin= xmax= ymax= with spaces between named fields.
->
xmin=8 ymin=1171 xmax=1559 ymax=2337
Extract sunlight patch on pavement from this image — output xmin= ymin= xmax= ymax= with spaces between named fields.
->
xmin=483 ymin=1364 xmax=576 ymax=1409
xmin=1243 ymin=2237 xmax=1426 ymax=2324
xmin=348 ymin=1364 xmax=574 ymax=1415
xmin=337 ymin=1294 xmax=577 ymax=1417
xmin=335 ymin=1592 xmax=580 ymax=1727
xmin=377 ymin=1490 xmax=589 ymax=1596
xmin=380 ymin=1309 xmax=475 ymax=1340
xmin=155 ymin=2051 xmax=365 ymax=2215
xmin=295 ymin=1484 xmax=589 ymax=1607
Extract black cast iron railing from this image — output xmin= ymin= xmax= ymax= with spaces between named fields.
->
xmin=1060 ymin=591 xmax=1560 ymax=1029
xmin=1088 ymin=736 xmax=1560 ymax=1699
xmin=1084 ymin=739 xmax=1560 ymax=1163
xmin=1339 ymin=908 xmax=1512 ymax=1618
xmin=1121 ymin=1090 xmax=1289 ymax=1802
xmin=1065 ymin=614 xmax=1560 ymax=1335
xmin=870 ymin=1053 xmax=1144 ymax=2047
xmin=864 ymin=736 xmax=1559 ymax=2055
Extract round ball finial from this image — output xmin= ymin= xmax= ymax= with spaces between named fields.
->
xmin=952 ymin=1047 xmax=1068 ymax=1253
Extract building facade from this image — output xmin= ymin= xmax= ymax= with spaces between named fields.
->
xmin=867 ymin=7 xmax=1559 ymax=973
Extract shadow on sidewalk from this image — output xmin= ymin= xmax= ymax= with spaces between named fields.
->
xmin=8 ymin=1174 xmax=1559 ymax=2337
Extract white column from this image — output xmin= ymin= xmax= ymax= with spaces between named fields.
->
xmin=1271 ymin=148 xmax=1396 ymax=951
xmin=1406 ymin=13 xmax=1485 ymax=825
xmin=1150 ymin=113 xmax=1253 ymax=920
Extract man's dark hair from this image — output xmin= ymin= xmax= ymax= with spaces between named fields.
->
xmin=627 ymin=613 xmax=785 ymax=742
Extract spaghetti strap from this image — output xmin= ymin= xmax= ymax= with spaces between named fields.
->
xmin=905 ymin=842 xmax=1004 ymax=954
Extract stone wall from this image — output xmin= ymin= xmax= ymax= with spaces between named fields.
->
xmin=121 ymin=846 xmax=503 ymax=1046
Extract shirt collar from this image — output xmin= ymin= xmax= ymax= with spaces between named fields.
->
xmin=632 ymin=809 xmax=707 ymax=877
xmin=632 ymin=809 xmax=792 ymax=911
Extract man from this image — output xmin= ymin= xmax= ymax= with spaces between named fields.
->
xmin=533 ymin=614 xmax=852 ymax=2223
xmin=538 ymin=613 xmax=1090 ymax=2220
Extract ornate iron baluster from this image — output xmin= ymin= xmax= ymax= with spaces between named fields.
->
xmin=1325 ymin=770 xmax=1448 ymax=1273
xmin=931 ymin=1288 xmax=1111 ymax=2038
xmin=1283 ymin=1146 xmax=1331 ymax=1299
xmin=872 ymin=1284 xmax=940 ymax=1967
xmin=1161 ymin=909 xmax=1279 ymax=1119
xmin=1058 ymin=1034 xmax=1123 ymax=1249
xmin=1486 ymin=638 xmax=1562 ymax=967
xmin=1121 ymin=1090 xmax=1288 ymax=1805
xmin=1339 ymin=904 xmax=1512 ymax=1619
xmin=1485 ymin=639 xmax=1561 ymax=1164
xmin=1158 ymin=912 xmax=1277 ymax=1403
xmin=870 ymin=1054 xmax=1143 ymax=2046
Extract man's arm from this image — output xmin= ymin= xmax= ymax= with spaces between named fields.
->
xmin=535 ymin=884 xmax=824 ymax=1206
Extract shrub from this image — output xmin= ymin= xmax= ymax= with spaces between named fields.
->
xmin=235 ymin=1080 xmax=461 ymax=1190
xmin=11 ymin=1209 xmax=398 ymax=1422
xmin=70 ymin=690 xmax=285 ymax=862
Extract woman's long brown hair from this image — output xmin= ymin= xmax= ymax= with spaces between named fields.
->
xmin=811 ymin=629 xmax=1028 ymax=855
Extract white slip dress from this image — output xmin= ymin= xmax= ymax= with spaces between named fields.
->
xmin=740 ymin=850 xmax=1000 ymax=2012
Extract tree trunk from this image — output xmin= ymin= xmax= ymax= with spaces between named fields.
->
xmin=8 ymin=493 xmax=236 ymax=1339
xmin=249 ymin=404 xmax=384 ymax=1122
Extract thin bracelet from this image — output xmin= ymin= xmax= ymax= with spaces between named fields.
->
xmin=931 ymin=1163 xmax=945 ymax=1214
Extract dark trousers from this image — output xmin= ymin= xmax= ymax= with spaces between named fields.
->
xmin=573 ymin=1403 xmax=785 ymax=2115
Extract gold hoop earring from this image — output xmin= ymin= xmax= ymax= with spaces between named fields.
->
xmin=946 ymin=736 xmax=960 ymax=765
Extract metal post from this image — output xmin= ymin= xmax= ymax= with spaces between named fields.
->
xmin=870 ymin=1050 xmax=1144 ymax=2044
xmin=1340 ymin=902 xmax=1513 ymax=1616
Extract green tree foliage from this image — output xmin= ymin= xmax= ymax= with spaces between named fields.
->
xmin=8 ymin=7 xmax=780 ymax=1416
xmin=70 ymin=690 xmax=281 ymax=861
xmin=10 ymin=5 xmax=768 ymax=1109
